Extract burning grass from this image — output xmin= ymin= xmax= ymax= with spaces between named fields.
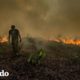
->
xmin=49 ymin=38 xmax=80 ymax=46
xmin=0 ymin=36 xmax=8 ymax=43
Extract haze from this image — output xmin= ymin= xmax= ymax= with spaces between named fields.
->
xmin=0 ymin=0 xmax=80 ymax=39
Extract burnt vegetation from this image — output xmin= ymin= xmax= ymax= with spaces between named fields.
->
xmin=0 ymin=36 xmax=80 ymax=80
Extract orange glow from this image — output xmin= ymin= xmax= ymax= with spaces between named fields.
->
xmin=0 ymin=36 xmax=8 ymax=43
xmin=49 ymin=38 xmax=80 ymax=45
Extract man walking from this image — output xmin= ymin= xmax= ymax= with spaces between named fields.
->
xmin=9 ymin=25 xmax=22 ymax=55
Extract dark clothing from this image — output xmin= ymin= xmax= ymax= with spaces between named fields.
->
xmin=9 ymin=29 xmax=19 ymax=43
xmin=12 ymin=40 xmax=19 ymax=54
xmin=9 ymin=29 xmax=20 ymax=53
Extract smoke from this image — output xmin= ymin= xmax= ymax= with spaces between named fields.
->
xmin=0 ymin=0 xmax=80 ymax=39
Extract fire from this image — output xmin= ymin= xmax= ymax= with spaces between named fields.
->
xmin=49 ymin=38 xmax=80 ymax=45
xmin=62 ymin=39 xmax=80 ymax=45
xmin=0 ymin=36 xmax=8 ymax=43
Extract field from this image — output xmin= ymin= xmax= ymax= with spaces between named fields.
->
xmin=0 ymin=37 xmax=80 ymax=80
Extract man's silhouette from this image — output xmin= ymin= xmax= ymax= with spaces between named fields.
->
xmin=9 ymin=25 xmax=21 ymax=55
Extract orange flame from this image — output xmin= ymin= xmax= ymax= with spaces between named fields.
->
xmin=49 ymin=38 xmax=80 ymax=45
xmin=0 ymin=36 xmax=8 ymax=43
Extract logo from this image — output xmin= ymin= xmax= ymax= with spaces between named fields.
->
xmin=0 ymin=70 xmax=9 ymax=77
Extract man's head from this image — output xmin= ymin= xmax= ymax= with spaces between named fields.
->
xmin=11 ymin=25 xmax=15 ymax=30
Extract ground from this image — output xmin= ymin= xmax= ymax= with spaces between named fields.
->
xmin=0 ymin=40 xmax=80 ymax=80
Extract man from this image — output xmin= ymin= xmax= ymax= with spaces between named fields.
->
xmin=9 ymin=25 xmax=22 ymax=55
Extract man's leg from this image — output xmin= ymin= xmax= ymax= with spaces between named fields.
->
xmin=14 ymin=42 xmax=20 ymax=55
xmin=12 ymin=42 xmax=17 ymax=55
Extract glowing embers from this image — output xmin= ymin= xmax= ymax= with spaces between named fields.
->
xmin=0 ymin=36 xmax=8 ymax=43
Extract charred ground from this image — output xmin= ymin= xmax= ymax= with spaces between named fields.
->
xmin=0 ymin=37 xmax=80 ymax=80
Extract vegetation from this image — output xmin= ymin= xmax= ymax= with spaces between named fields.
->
xmin=28 ymin=48 xmax=46 ymax=64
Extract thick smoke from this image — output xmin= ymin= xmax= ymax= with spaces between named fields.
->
xmin=0 ymin=0 xmax=80 ymax=39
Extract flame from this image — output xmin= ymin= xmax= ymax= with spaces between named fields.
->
xmin=0 ymin=36 xmax=8 ymax=43
xmin=49 ymin=38 xmax=80 ymax=45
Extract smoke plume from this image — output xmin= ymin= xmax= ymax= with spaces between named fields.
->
xmin=0 ymin=0 xmax=80 ymax=39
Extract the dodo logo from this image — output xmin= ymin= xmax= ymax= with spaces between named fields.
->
xmin=0 ymin=70 xmax=9 ymax=77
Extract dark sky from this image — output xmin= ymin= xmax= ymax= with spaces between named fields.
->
xmin=0 ymin=0 xmax=80 ymax=39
